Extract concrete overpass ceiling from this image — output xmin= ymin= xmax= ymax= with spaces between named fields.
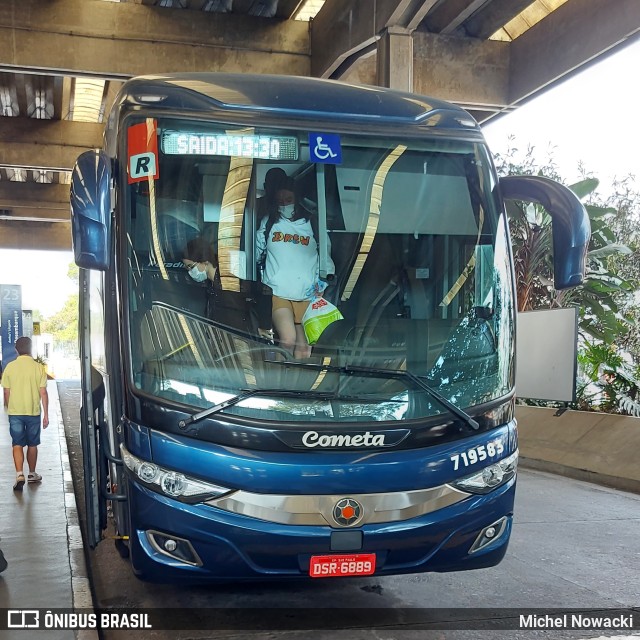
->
xmin=0 ymin=0 xmax=340 ymax=244
xmin=0 ymin=0 xmax=638 ymax=250
xmin=488 ymin=0 xmax=570 ymax=41
xmin=104 ymin=0 xmax=318 ymax=19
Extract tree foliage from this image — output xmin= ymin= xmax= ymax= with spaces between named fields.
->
xmin=494 ymin=139 xmax=640 ymax=416
xmin=597 ymin=174 xmax=640 ymax=355
xmin=40 ymin=266 xmax=79 ymax=355
xmin=576 ymin=341 xmax=640 ymax=417
xmin=41 ymin=295 xmax=78 ymax=345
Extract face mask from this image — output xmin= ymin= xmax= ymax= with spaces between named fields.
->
xmin=188 ymin=264 xmax=208 ymax=282
xmin=279 ymin=204 xmax=295 ymax=219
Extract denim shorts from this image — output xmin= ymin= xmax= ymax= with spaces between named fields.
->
xmin=9 ymin=415 xmax=42 ymax=447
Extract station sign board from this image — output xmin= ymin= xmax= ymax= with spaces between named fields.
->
xmin=1 ymin=284 xmax=23 ymax=366
xmin=22 ymin=310 xmax=33 ymax=338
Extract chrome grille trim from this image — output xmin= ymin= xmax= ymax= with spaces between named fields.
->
xmin=205 ymin=484 xmax=470 ymax=526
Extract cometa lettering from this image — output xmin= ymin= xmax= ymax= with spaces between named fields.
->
xmin=302 ymin=431 xmax=386 ymax=448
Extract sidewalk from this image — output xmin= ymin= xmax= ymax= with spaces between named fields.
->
xmin=0 ymin=380 xmax=94 ymax=640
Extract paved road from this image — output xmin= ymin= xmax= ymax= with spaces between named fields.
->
xmin=57 ymin=381 xmax=640 ymax=640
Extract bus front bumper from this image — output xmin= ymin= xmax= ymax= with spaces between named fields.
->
xmin=125 ymin=477 xmax=515 ymax=583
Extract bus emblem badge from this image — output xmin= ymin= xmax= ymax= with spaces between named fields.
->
xmin=332 ymin=498 xmax=363 ymax=527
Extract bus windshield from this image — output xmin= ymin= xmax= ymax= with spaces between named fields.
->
xmin=125 ymin=117 xmax=514 ymax=425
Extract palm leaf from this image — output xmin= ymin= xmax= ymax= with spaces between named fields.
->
xmin=570 ymin=178 xmax=599 ymax=200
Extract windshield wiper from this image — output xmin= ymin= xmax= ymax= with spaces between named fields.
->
xmin=179 ymin=388 xmax=340 ymax=429
xmin=266 ymin=361 xmax=479 ymax=432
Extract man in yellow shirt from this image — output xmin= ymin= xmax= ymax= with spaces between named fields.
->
xmin=1 ymin=337 xmax=49 ymax=491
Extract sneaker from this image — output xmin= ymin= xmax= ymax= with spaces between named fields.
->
xmin=13 ymin=474 xmax=25 ymax=491
xmin=0 ymin=549 xmax=7 ymax=573
xmin=27 ymin=472 xmax=42 ymax=484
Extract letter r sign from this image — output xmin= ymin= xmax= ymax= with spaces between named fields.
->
xmin=130 ymin=153 xmax=156 ymax=179
xmin=128 ymin=120 xmax=160 ymax=184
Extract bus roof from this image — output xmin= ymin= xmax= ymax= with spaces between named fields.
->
xmin=119 ymin=73 xmax=480 ymax=131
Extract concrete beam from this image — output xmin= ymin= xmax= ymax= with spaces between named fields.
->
xmin=456 ymin=0 xmax=533 ymax=39
xmin=53 ymin=76 xmax=73 ymax=121
xmin=311 ymin=0 xmax=377 ymax=78
xmin=421 ymin=0 xmax=487 ymax=35
xmin=14 ymin=74 xmax=29 ymax=117
xmin=276 ymin=0 xmax=306 ymax=20
xmin=413 ymin=32 xmax=510 ymax=109
xmin=383 ymin=0 xmax=440 ymax=31
xmin=336 ymin=47 xmax=504 ymax=123
xmin=311 ymin=0 xmax=416 ymax=78
xmin=0 ymin=72 xmax=19 ymax=116
xmin=0 ymin=220 xmax=71 ymax=251
xmin=377 ymin=28 xmax=413 ymax=91
xmin=0 ymin=182 xmax=69 ymax=222
xmin=329 ymin=27 xmax=510 ymax=111
xmin=0 ymin=118 xmax=104 ymax=172
xmin=184 ymin=0 xmax=210 ymax=9
xmin=0 ymin=182 xmax=70 ymax=205
xmin=338 ymin=53 xmax=377 ymax=86
xmin=0 ymin=206 xmax=69 ymax=222
xmin=509 ymin=0 xmax=640 ymax=104
xmin=0 ymin=0 xmax=310 ymax=79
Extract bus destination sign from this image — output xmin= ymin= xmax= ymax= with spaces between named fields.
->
xmin=161 ymin=131 xmax=298 ymax=161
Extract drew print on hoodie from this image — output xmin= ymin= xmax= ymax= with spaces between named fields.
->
xmin=256 ymin=216 xmax=334 ymax=301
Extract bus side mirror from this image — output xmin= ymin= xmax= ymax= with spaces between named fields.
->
xmin=70 ymin=150 xmax=112 ymax=271
xmin=500 ymin=175 xmax=590 ymax=289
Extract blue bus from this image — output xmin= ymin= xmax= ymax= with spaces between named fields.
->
xmin=71 ymin=73 xmax=589 ymax=582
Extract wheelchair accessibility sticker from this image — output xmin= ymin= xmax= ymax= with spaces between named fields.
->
xmin=309 ymin=133 xmax=342 ymax=164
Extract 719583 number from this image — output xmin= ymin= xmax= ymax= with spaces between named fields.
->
xmin=450 ymin=440 xmax=504 ymax=470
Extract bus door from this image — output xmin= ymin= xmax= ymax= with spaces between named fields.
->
xmin=78 ymin=267 xmax=106 ymax=548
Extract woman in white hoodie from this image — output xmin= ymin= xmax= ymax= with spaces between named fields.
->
xmin=256 ymin=176 xmax=334 ymax=358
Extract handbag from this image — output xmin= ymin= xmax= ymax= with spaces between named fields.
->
xmin=302 ymin=297 xmax=344 ymax=345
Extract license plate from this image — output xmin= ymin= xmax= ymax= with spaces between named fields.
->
xmin=309 ymin=553 xmax=376 ymax=578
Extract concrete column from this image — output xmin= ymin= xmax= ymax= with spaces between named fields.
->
xmin=376 ymin=27 xmax=413 ymax=92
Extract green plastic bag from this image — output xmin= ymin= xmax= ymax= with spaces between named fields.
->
xmin=302 ymin=297 xmax=344 ymax=345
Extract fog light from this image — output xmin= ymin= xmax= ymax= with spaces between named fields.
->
xmin=146 ymin=530 xmax=202 ymax=567
xmin=470 ymin=517 xmax=508 ymax=553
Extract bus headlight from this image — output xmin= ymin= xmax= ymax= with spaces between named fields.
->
xmin=451 ymin=450 xmax=518 ymax=494
xmin=120 ymin=444 xmax=232 ymax=503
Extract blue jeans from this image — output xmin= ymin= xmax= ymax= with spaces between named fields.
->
xmin=9 ymin=415 xmax=42 ymax=447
